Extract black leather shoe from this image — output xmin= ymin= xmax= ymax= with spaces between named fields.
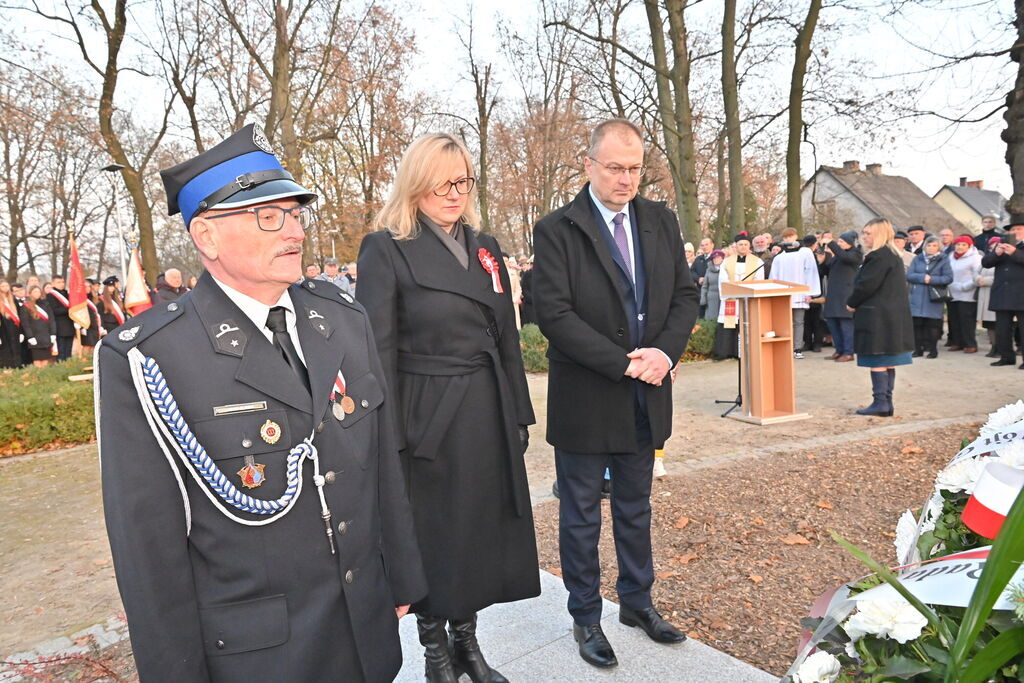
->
xmin=618 ymin=606 xmax=687 ymax=644
xmin=573 ymin=623 xmax=617 ymax=668
xmin=992 ymin=359 xmax=1016 ymax=366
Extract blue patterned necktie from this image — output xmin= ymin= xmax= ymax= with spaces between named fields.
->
xmin=612 ymin=212 xmax=633 ymax=280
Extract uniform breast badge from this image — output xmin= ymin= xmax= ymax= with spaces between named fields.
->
xmin=237 ymin=457 xmax=266 ymax=489
xmin=330 ymin=370 xmax=354 ymax=421
xmin=260 ymin=419 xmax=282 ymax=445
xmin=478 ymin=248 xmax=505 ymax=293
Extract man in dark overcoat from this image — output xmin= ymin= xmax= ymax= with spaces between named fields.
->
xmin=46 ymin=275 xmax=75 ymax=360
xmin=96 ymin=125 xmax=426 ymax=682
xmin=532 ymin=118 xmax=699 ymax=669
xmin=984 ymin=217 xmax=1024 ymax=368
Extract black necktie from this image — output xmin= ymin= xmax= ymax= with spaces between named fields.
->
xmin=266 ymin=306 xmax=311 ymax=394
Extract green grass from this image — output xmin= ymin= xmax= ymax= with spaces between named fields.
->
xmin=0 ymin=358 xmax=95 ymax=454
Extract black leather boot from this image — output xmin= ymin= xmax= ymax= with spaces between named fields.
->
xmin=886 ymin=368 xmax=895 ymax=415
xmin=856 ymin=371 xmax=892 ymax=416
xmin=417 ymin=614 xmax=459 ymax=683
xmin=450 ymin=613 xmax=508 ymax=683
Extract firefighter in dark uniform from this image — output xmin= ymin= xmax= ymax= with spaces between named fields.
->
xmin=96 ymin=124 xmax=427 ymax=682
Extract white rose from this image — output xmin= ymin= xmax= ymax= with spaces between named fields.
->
xmin=793 ymin=650 xmax=841 ymax=683
xmin=920 ymin=494 xmax=943 ymax=534
xmin=935 ymin=457 xmax=991 ymax=494
xmin=982 ymin=400 xmax=1024 ymax=436
xmin=894 ymin=510 xmax=919 ymax=565
xmin=844 ymin=598 xmax=928 ymax=644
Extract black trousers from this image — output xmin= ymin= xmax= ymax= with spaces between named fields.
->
xmin=913 ymin=317 xmax=943 ymax=353
xmin=995 ymin=310 xmax=1024 ymax=362
xmin=56 ymin=336 xmax=73 ymax=361
xmin=804 ymin=303 xmax=826 ymax=350
xmin=556 ymin=422 xmax=655 ymax=626
xmin=947 ymin=301 xmax=978 ymax=349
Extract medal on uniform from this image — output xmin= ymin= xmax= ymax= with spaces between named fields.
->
xmin=330 ymin=370 xmax=353 ymax=421
xmin=260 ymin=419 xmax=282 ymax=444
xmin=238 ymin=456 xmax=266 ymax=489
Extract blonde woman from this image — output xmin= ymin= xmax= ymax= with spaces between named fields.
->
xmin=846 ymin=218 xmax=914 ymax=416
xmin=357 ymin=134 xmax=538 ymax=683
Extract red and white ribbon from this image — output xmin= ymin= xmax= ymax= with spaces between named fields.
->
xmin=477 ymin=248 xmax=504 ymax=293
xmin=2 ymin=301 xmax=19 ymax=328
xmin=962 ymin=461 xmax=1024 ymax=539
xmin=330 ymin=370 xmax=347 ymax=401
xmin=49 ymin=290 xmax=70 ymax=307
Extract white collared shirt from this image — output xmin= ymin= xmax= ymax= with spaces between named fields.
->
xmin=589 ymin=185 xmax=636 ymax=286
xmin=211 ymin=276 xmax=307 ymax=365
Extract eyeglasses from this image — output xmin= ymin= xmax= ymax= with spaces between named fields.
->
xmin=432 ymin=177 xmax=476 ymax=196
xmin=205 ymin=204 xmax=314 ymax=232
xmin=588 ymin=157 xmax=646 ymax=178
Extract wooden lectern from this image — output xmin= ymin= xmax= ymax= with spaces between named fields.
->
xmin=719 ymin=279 xmax=811 ymax=425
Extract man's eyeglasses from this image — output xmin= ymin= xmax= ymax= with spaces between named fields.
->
xmin=432 ymin=177 xmax=476 ymax=197
xmin=205 ymin=204 xmax=315 ymax=232
xmin=588 ymin=157 xmax=646 ymax=178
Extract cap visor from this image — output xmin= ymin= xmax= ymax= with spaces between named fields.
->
xmin=211 ymin=179 xmax=317 ymax=210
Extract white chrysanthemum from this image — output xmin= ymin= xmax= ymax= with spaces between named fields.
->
xmin=844 ymin=640 xmax=858 ymax=659
xmin=920 ymin=494 xmax=943 ymax=534
xmin=935 ymin=457 xmax=991 ymax=494
xmin=894 ymin=510 xmax=919 ymax=565
xmin=793 ymin=650 xmax=842 ymax=683
xmin=982 ymin=400 xmax=1024 ymax=436
xmin=844 ymin=598 xmax=928 ymax=644
xmin=995 ymin=440 xmax=1024 ymax=469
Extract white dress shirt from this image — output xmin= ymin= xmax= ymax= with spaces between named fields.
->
xmin=211 ymin=276 xmax=307 ymax=365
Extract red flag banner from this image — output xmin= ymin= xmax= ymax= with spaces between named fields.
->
xmin=67 ymin=234 xmax=91 ymax=329
xmin=125 ymin=248 xmax=152 ymax=316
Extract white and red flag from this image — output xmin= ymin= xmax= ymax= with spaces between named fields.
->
xmin=962 ymin=461 xmax=1024 ymax=540
xmin=67 ymin=234 xmax=91 ymax=329
xmin=124 ymin=248 xmax=152 ymax=316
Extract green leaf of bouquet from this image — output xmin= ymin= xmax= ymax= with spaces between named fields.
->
xmin=878 ymin=655 xmax=932 ymax=678
xmin=830 ymin=530 xmax=953 ymax=647
xmin=922 ymin=642 xmax=951 ymax=665
xmin=946 ymin=487 xmax=1024 ymax=681
xmin=957 ymin=627 xmax=1024 ymax=683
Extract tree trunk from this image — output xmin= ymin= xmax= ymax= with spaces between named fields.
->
xmin=643 ymin=0 xmax=686 ymax=221
xmin=475 ymin=64 xmax=493 ymax=234
xmin=721 ymin=0 xmax=743 ymax=234
xmin=786 ymin=0 xmax=822 ymax=232
xmin=716 ymin=127 xmax=729 ymax=244
xmin=662 ymin=0 xmax=701 ymax=244
xmin=1004 ymin=0 xmax=1024 ymax=215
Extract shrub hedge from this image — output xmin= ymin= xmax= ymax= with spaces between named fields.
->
xmin=518 ymin=320 xmax=716 ymax=374
xmin=0 ymin=358 xmax=95 ymax=454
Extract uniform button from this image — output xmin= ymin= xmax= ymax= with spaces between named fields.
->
xmin=337 ymin=520 xmax=348 ymax=534
xmin=216 ymin=639 xmax=225 ymax=650
xmin=241 ymin=438 xmax=253 ymax=448
xmin=324 ymin=471 xmax=336 ymax=484
xmin=616 ymin=328 xmax=625 ymax=337
xmin=308 ymin=282 xmax=316 ymax=289
xmin=360 ymin=399 xmax=369 ymax=409
xmin=344 ymin=570 xmax=354 ymax=584
xmin=167 ymin=302 xmax=178 ymax=311
xmin=316 ymin=421 xmax=326 ymax=433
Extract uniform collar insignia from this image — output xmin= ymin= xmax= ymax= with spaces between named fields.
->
xmin=211 ymin=320 xmax=247 ymax=356
xmin=305 ymin=307 xmax=332 ymax=338
xmin=118 ymin=325 xmax=141 ymax=342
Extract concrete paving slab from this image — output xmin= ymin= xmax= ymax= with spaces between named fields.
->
xmin=396 ymin=570 xmax=773 ymax=682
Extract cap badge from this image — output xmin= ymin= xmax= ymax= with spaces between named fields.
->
xmin=252 ymin=126 xmax=273 ymax=154
xmin=259 ymin=419 xmax=282 ymax=445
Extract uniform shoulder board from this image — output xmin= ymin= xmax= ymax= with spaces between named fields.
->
xmin=297 ymin=279 xmax=362 ymax=311
xmin=102 ymin=299 xmax=187 ymax=355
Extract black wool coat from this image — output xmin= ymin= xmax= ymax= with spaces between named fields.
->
xmin=357 ymin=226 xmax=539 ymax=619
xmin=98 ymin=273 xmax=426 ymax=682
xmin=981 ymin=240 xmax=1024 ymax=311
xmin=532 ymin=186 xmax=699 ymax=453
xmin=847 ymin=247 xmax=915 ymax=356
xmin=47 ymin=289 xmax=76 ymax=337
xmin=822 ymin=242 xmax=863 ymax=319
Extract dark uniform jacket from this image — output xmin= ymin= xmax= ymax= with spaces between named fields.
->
xmin=847 ymin=247 xmax=915 ymax=356
xmin=357 ymin=226 xmax=539 ymax=618
xmin=47 ymin=289 xmax=75 ymax=338
xmin=97 ymin=272 xmax=426 ymax=682
xmin=822 ymin=242 xmax=863 ymax=319
xmin=981 ymin=239 xmax=1024 ymax=311
xmin=533 ymin=185 xmax=699 ymax=453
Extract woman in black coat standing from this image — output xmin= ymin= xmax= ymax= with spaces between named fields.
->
xmin=846 ymin=218 xmax=914 ymax=416
xmin=357 ymin=133 xmax=538 ymax=683
xmin=822 ymin=231 xmax=863 ymax=362
xmin=21 ymin=285 xmax=56 ymax=368
xmin=0 ymin=281 xmax=23 ymax=368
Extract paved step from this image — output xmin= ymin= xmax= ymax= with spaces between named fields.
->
xmin=396 ymin=570 xmax=774 ymax=682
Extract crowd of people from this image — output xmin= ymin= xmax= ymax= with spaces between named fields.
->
xmin=681 ymin=212 xmax=1024 ymax=371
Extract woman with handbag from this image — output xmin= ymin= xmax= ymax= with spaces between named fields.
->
xmin=906 ymin=236 xmax=953 ymax=358
xmin=847 ymin=218 xmax=914 ymax=416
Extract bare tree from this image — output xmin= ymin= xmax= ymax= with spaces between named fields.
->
xmin=786 ymin=0 xmax=822 ymax=232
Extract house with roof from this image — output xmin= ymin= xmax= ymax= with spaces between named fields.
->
xmin=932 ymin=178 xmax=1008 ymax=234
xmin=801 ymin=161 xmax=964 ymax=234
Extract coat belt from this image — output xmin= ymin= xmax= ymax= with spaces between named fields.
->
xmin=397 ymin=350 xmax=528 ymax=516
